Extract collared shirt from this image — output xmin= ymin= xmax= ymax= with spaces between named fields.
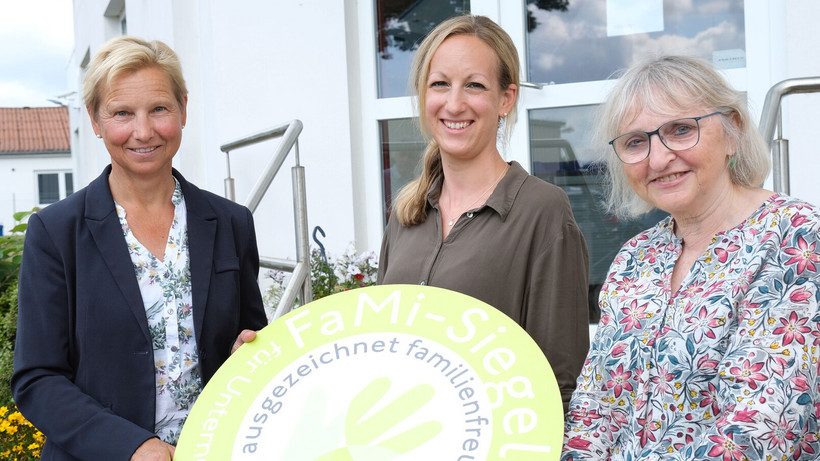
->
xmin=378 ymin=161 xmax=590 ymax=409
xmin=116 ymin=179 xmax=201 ymax=444
xmin=562 ymin=194 xmax=820 ymax=460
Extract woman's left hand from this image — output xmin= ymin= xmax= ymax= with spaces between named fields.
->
xmin=230 ymin=329 xmax=258 ymax=354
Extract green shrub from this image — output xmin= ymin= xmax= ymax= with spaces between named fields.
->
xmin=0 ymin=210 xmax=43 ymax=458
xmin=0 ymin=210 xmax=34 ymax=409
xmin=0 ymin=283 xmax=18 ymax=409
xmin=263 ymin=244 xmax=378 ymax=319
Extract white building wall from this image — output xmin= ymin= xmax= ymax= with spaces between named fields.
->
xmin=778 ymin=1 xmax=820 ymax=204
xmin=67 ymin=1 xmax=820 ymax=259
xmin=70 ymin=0 xmax=358 ymax=263
xmin=0 ymin=155 xmax=72 ymax=232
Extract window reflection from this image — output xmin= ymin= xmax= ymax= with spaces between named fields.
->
xmin=376 ymin=0 xmax=470 ymax=98
xmin=38 ymin=173 xmax=60 ymax=205
xmin=529 ymin=106 xmax=666 ymax=321
xmin=526 ymin=0 xmax=745 ymax=85
xmin=380 ymin=118 xmax=425 ymax=223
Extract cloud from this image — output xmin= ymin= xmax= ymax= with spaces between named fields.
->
xmin=0 ymin=82 xmax=52 ymax=107
xmin=628 ymin=20 xmax=741 ymax=59
xmin=0 ymin=0 xmax=74 ymax=107
xmin=526 ymin=0 xmax=745 ymax=84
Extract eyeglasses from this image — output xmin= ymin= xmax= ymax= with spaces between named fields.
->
xmin=609 ymin=112 xmax=722 ymax=164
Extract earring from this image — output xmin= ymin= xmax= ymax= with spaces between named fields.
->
xmin=181 ymin=125 xmax=185 ymax=130
xmin=500 ymin=113 xmax=508 ymax=118
xmin=728 ymin=156 xmax=736 ymax=169
xmin=96 ymin=134 xmax=102 ymax=139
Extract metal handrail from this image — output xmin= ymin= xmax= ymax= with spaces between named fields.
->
xmin=758 ymin=77 xmax=820 ymax=194
xmin=221 ymin=119 xmax=311 ymax=320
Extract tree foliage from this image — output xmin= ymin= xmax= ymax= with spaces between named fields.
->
xmin=527 ymin=0 xmax=570 ymax=32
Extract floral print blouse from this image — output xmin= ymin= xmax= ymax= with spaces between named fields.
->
xmin=563 ymin=194 xmax=820 ymax=460
xmin=116 ymin=179 xmax=201 ymax=445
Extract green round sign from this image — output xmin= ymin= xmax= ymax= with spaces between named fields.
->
xmin=176 ymin=285 xmax=564 ymax=460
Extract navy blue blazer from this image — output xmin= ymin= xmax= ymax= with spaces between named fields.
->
xmin=11 ymin=166 xmax=268 ymax=460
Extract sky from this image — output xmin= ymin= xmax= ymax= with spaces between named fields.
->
xmin=0 ymin=0 xmax=75 ymax=108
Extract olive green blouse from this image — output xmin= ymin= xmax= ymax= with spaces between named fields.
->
xmin=378 ymin=161 xmax=590 ymax=411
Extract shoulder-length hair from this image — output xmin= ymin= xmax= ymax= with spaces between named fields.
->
xmin=596 ymin=55 xmax=770 ymax=218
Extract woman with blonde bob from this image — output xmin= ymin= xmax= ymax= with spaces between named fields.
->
xmin=563 ymin=55 xmax=820 ymax=460
xmin=378 ymin=14 xmax=590 ymax=411
xmin=12 ymin=36 xmax=267 ymax=460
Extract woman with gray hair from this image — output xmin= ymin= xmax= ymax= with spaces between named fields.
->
xmin=562 ymin=55 xmax=820 ymax=459
xmin=11 ymin=36 xmax=267 ymax=460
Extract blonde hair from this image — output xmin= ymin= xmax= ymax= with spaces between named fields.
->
xmin=83 ymin=36 xmax=187 ymax=117
xmin=597 ymin=55 xmax=770 ymax=218
xmin=392 ymin=14 xmax=520 ymax=226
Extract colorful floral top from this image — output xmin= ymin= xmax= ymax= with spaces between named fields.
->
xmin=116 ymin=179 xmax=201 ymax=445
xmin=563 ymin=194 xmax=820 ymax=460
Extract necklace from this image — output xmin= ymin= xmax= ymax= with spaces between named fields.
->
xmin=443 ymin=164 xmax=509 ymax=227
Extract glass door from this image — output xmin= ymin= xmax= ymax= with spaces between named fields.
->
xmin=505 ymin=0 xmax=747 ymax=321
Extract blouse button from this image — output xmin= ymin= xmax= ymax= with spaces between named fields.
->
xmin=466 ymin=212 xmax=474 ymax=218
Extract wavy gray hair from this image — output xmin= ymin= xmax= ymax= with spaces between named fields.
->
xmin=595 ymin=55 xmax=770 ymax=218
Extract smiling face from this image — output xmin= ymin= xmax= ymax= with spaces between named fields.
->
xmin=89 ymin=66 xmax=187 ymax=181
xmin=423 ymin=34 xmax=516 ymax=163
xmin=620 ymin=105 xmax=736 ymax=220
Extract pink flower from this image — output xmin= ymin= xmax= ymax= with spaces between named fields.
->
xmin=634 ymin=395 xmax=647 ymax=412
xmin=791 ymin=374 xmax=810 ymax=392
xmin=794 ymin=423 xmax=818 ymax=459
xmin=568 ymin=407 xmax=603 ymax=427
xmin=784 ymin=235 xmax=820 ymax=274
xmin=597 ymin=312 xmax=613 ymax=328
xmin=649 ymin=364 xmax=676 ymax=397
xmin=759 ymin=415 xmax=796 ymax=452
xmin=759 ymin=199 xmax=788 ymax=220
xmin=790 ymin=287 xmax=814 ymax=304
xmin=770 ymin=356 xmax=790 ymax=377
xmin=681 ymin=281 xmax=706 ymax=298
xmin=636 ymin=410 xmax=657 ymax=447
xmin=619 ymin=299 xmax=650 ymax=332
xmin=682 ymin=305 xmax=721 ymax=343
xmin=714 ymin=242 xmax=740 ymax=263
xmin=697 ymin=354 xmax=720 ymax=372
xmin=792 ymin=213 xmax=810 ymax=227
xmin=732 ymin=407 xmax=759 ymax=423
xmin=609 ymin=409 xmax=629 ymax=433
xmin=565 ymin=436 xmax=592 ymax=451
xmin=643 ymin=247 xmax=661 ymax=264
xmin=611 ymin=342 xmax=628 ymax=358
xmin=702 ymin=279 xmax=726 ymax=297
xmin=615 ymin=276 xmax=638 ymax=293
xmin=715 ymin=404 xmax=737 ymax=429
xmin=699 ymin=382 xmax=720 ymax=417
xmin=626 ymin=233 xmax=649 ymax=247
xmin=707 ymin=432 xmax=748 ymax=461
xmin=773 ymin=311 xmax=811 ymax=345
xmin=606 ymin=364 xmax=634 ymax=398
xmin=729 ymin=359 xmax=767 ymax=390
